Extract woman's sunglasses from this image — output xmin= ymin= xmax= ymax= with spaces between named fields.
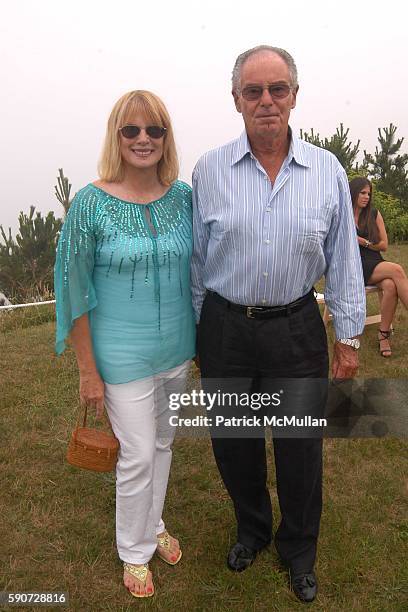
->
xmin=119 ymin=125 xmax=167 ymax=139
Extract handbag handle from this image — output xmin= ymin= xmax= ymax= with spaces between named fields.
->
xmin=77 ymin=404 xmax=114 ymax=433
xmin=81 ymin=404 xmax=88 ymax=428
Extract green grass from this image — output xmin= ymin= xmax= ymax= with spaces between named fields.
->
xmin=0 ymin=302 xmax=55 ymax=333
xmin=1 ymin=244 xmax=407 ymax=611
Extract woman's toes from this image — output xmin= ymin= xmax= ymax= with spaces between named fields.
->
xmin=170 ymin=539 xmax=181 ymax=561
xmin=124 ymin=569 xmax=152 ymax=596
xmin=124 ymin=575 xmax=135 ymax=593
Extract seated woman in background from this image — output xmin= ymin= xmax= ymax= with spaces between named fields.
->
xmin=55 ymin=90 xmax=195 ymax=598
xmin=349 ymin=176 xmax=408 ymax=357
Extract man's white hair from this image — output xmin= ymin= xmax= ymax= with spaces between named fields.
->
xmin=232 ymin=45 xmax=298 ymax=93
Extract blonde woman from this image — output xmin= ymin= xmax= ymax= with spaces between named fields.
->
xmin=55 ymin=91 xmax=195 ymax=597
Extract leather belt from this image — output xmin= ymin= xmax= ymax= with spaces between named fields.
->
xmin=209 ymin=289 xmax=314 ymax=319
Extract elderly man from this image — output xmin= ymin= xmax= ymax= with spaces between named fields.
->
xmin=191 ymin=45 xmax=365 ymax=603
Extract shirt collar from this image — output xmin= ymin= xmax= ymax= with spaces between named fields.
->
xmin=231 ymin=126 xmax=312 ymax=168
xmin=289 ymin=129 xmax=312 ymax=168
xmin=231 ymin=131 xmax=252 ymax=165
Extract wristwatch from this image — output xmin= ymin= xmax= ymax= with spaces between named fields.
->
xmin=338 ymin=338 xmax=360 ymax=350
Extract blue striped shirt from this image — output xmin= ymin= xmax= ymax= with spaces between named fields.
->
xmin=191 ymin=130 xmax=366 ymax=339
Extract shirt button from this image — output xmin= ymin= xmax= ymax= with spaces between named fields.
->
xmin=261 ymin=299 xmax=267 ymax=304
xmin=265 ymin=239 xmax=270 ymax=245
xmin=263 ymin=272 xmax=269 ymax=277
xmin=265 ymin=207 xmax=271 ymax=212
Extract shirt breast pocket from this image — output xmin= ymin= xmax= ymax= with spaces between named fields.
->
xmin=298 ymin=210 xmax=329 ymax=253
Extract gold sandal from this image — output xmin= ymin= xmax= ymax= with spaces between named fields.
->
xmin=123 ymin=562 xmax=154 ymax=598
xmin=156 ymin=531 xmax=182 ymax=565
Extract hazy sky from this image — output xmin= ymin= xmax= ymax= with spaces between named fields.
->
xmin=1 ymin=0 xmax=407 ymax=233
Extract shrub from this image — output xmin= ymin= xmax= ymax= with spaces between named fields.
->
xmin=373 ymin=190 xmax=408 ymax=243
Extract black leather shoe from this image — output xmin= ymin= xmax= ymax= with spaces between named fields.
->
xmin=290 ymin=570 xmax=318 ymax=603
xmin=227 ymin=542 xmax=257 ymax=572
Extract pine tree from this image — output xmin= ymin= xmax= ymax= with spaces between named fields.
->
xmin=300 ymin=124 xmax=360 ymax=173
xmin=0 ymin=227 xmax=24 ymax=299
xmin=363 ymin=124 xmax=408 ymax=208
xmin=54 ymin=168 xmax=73 ymax=214
xmin=0 ymin=206 xmax=62 ymax=301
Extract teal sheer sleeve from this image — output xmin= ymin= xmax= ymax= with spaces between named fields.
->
xmin=54 ymin=187 xmax=98 ymax=354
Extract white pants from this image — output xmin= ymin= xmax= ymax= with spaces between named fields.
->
xmin=104 ymin=360 xmax=190 ymax=564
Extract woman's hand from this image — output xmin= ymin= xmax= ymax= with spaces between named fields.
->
xmin=357 ymin=236 xmax=370 ymax=248
xmin=79 ymin=370 xmax=105 ymax=419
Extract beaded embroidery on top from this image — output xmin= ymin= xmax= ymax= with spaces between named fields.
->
xmin=57 ymin=180 xmax=192 ymax=330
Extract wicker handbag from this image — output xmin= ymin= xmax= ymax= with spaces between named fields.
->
xmin=67 ymin=405 xmax=119 ymax=472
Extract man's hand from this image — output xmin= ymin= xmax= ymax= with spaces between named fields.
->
xmin=79 ymin=370 xmax=105 ymax=419
xmin=332 ymin=341 xmax=359 ymax=379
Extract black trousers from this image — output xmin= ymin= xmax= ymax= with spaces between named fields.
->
xmin=198 ymin=291 xmax=329 ymax=573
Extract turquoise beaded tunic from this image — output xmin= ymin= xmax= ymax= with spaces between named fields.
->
xmin=54 ymin=180 xmax=195 ymax=384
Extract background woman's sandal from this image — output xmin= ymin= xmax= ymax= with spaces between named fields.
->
xmin=378 ymin=329 xmax=392 ymax=358
xmin=123 ymin=562 xmax=154 ymax=598
xmin=156 ymin=531 xmax=182 ymax=565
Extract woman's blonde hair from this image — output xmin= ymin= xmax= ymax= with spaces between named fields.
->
xmin=98 ymin=90 xmax=179 ymax=185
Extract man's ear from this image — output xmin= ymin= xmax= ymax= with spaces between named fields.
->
xmin=232 ymin=90 xmax=242 ymax=113
xmin=291 ymin=85 xmax=299 ymax=109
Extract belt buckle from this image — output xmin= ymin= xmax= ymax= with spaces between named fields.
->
xmin=246 ymin=306 xmax=262 ymax=319
xmin=246 ymin=307 xmax=254 ymax=318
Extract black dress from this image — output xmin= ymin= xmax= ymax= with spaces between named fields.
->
xmin=357 ymin=208 xmax=384 ymax=285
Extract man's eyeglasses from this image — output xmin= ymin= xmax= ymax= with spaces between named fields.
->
xmin=241 ymin=84 xmax=292 ymax=101
xmin=119 ymin=125 xmax=167 ymax=139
